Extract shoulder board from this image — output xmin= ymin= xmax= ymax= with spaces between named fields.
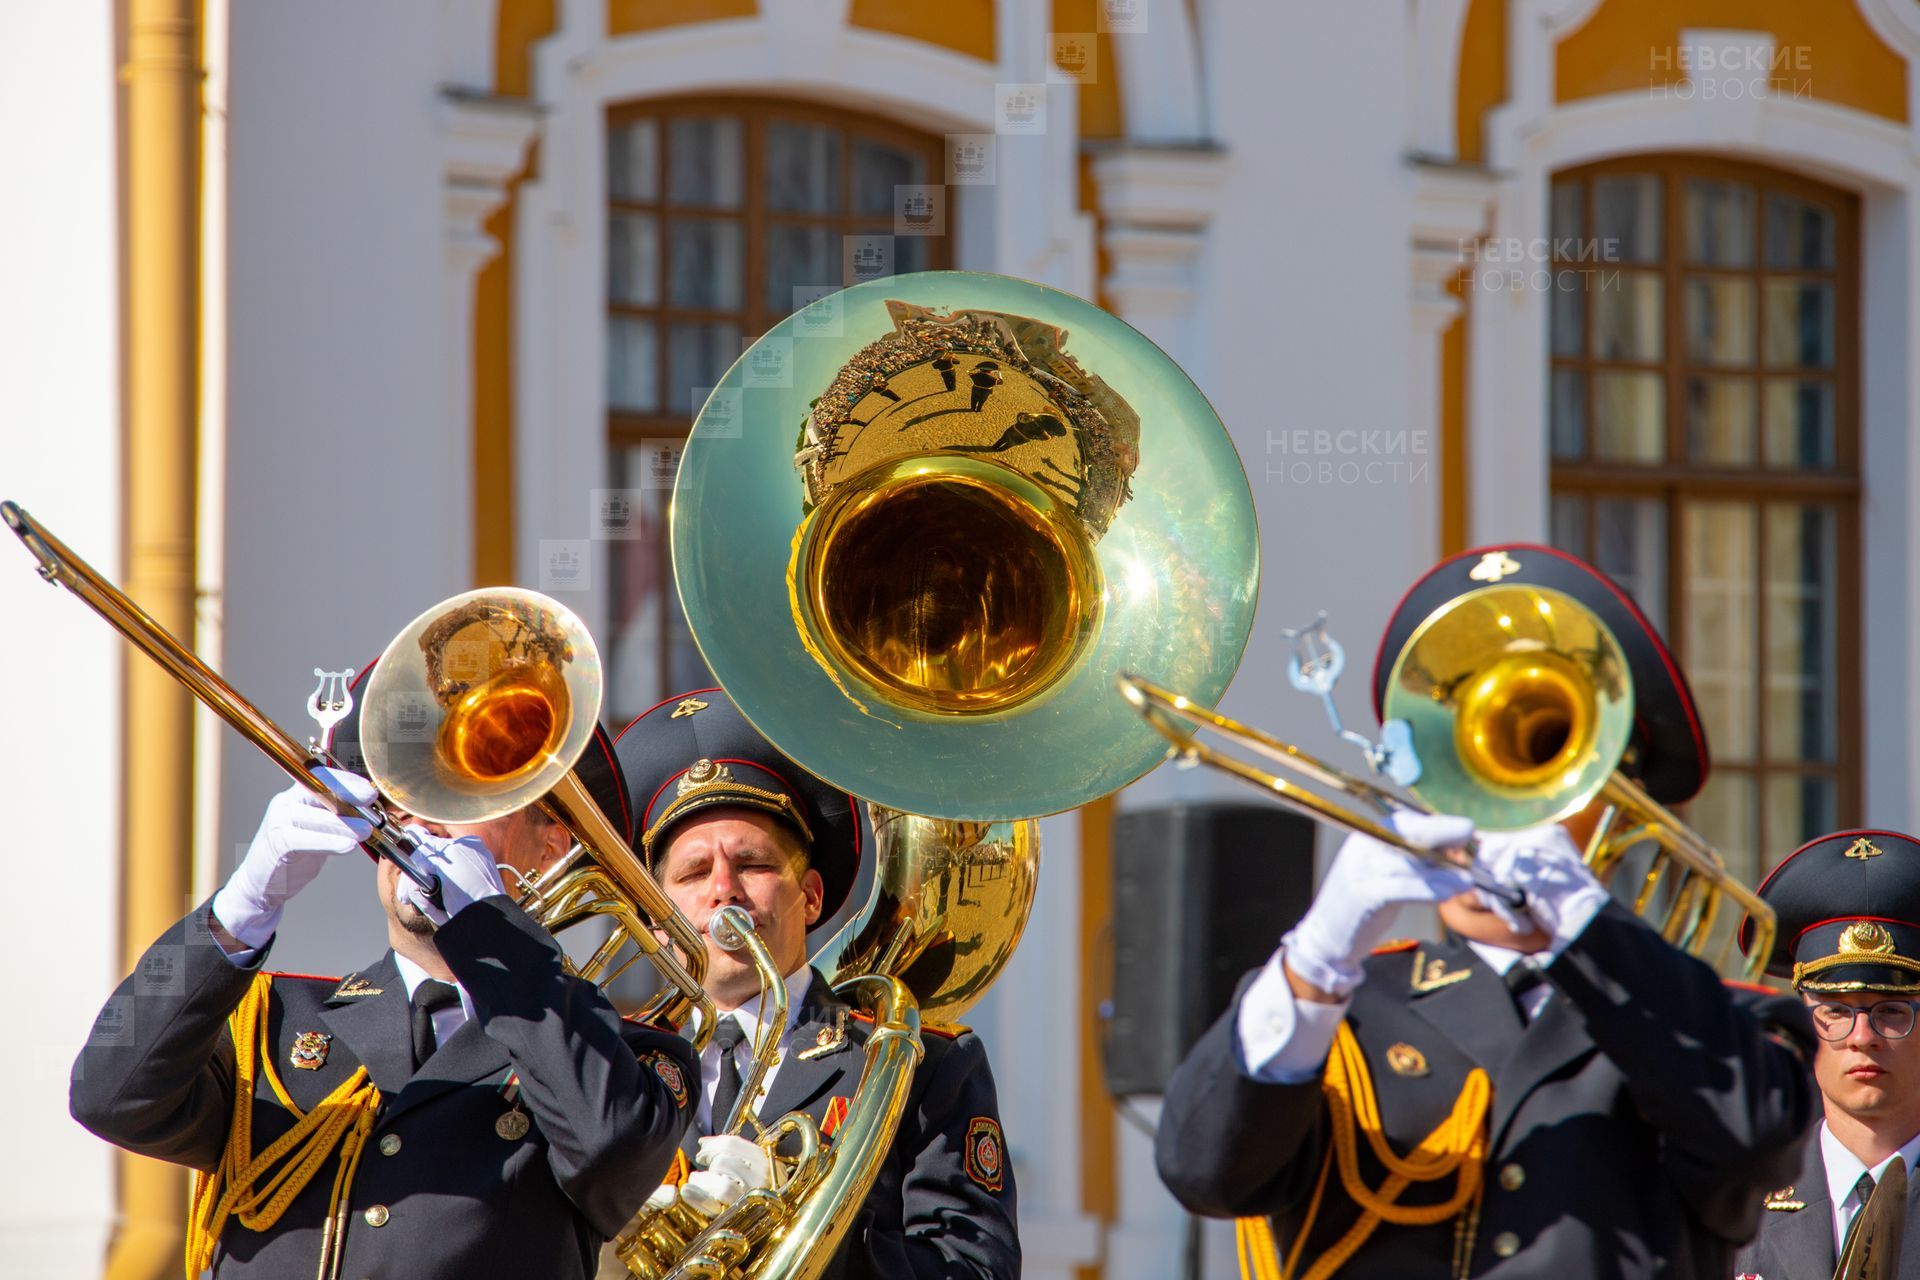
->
xmin=1370 ymin=939 xmax=1419 ymax=956
xmin=845 ymin=1010 xmax=967 ymax=1039
xmin=266 ymin=971 xmax=342 ymax=983
xmin=1722 ymin=979 xmax=1779 ymax=996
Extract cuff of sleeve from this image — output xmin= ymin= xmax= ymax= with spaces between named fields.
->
xmin=1236 ymin=950 xmax=1350 ymax=1084
xmin=1544 ymin=883 xmax=1611 ymax=954
xmin=210 ymin=884 xmax=281 ymax=953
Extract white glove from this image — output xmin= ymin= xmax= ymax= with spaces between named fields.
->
xmin=1474 ymin=824 xmax=1609 ymax=949
xmin=1280 ymin=812 xmax=1480 ymax=997
xmin=211 ymin=768 xmax=376 ymax=949
xmin=680 ymin=1134 xmax=773 ymax=1218
xmin=643 ymin=1182 xmax=681 ymax=1214
xmin=394 ymin=826 xmax=507 ymax=925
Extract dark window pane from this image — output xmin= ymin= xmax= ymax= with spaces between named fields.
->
xmin=894 ymin=234 xmax=932 ymax=274
xmin=1594 ymin=498 xmax=1669 ymax=635
xmin=765 ymin=224 xmax=837 ymax=315
xmin=1762 ymin=281 xmax=1835 ymax=369
xmin=608 ymin=212 xmax=660 ymax=306
xmin=1692 ymin=773 xmax=1758 ymax=888
xmin=607 ymin=317 xmax=659 ymax=412
xmin=667 ymin=117 xmax=744 ymax=208
xmin=667 ymin=218 xmax=744 ymax=309
xmin=1550 ymin=368 xmax=1586 ymax=459
xmin=1766 ymin=775 xmax=1836 ymax=861
xmin=1592 ymin=175 xmax=1663 ymax=264
xmin=1550 ymin=493 xmax=1587 ymax=557
xmin=1764 ymin=193 xmax=1836 ymax=270
xmin=1683 ymin=179 xmax=1754 ymax=267
xmin=766 ymin=123 xmax=840 ymax=213
xmin=1762 ymin=378 xmax=1835 ymax=468
xmin=608 ymin=119 xmax=660 ymax=202
xmin=666 ymin=321 xmax=742 ymax=419
xmin=852 ymin=137 xmax=924 ymax=216
xmin=1550 ymin=271 xmax=1584 ymax=357
xmin=1550 ymin=180 xmax=1584 ymax=245
xmin=606 ymin=445 xmax=675 ymax=721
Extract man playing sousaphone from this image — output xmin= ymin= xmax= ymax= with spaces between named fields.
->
xmin=1155 ymin=546 xmax=1818 ymax=1279
xmin=1734 ymin=830 xmax=1920 ymax=1279
xmin=611 ymin=690 xmax=1019 ymax=1279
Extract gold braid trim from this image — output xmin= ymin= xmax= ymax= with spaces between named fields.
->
xmin=1238 ymin=1021 xmax=1491 ymax=1280
xmin=185 ymin=973 xmax=383 ymax=1280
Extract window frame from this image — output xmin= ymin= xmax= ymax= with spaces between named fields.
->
xmin=1547 ymin=153 xmax=1863 ymax=876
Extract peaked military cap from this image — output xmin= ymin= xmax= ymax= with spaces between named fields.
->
xmin=1743 ymin=829 xmax=1920 ymax=993
xmin=613 ymin=688 xmax=863 ymax=925
xmin=325 ymin=658 xmax=635 ymax=845
xmin=1371 ymin=542 xmax=1709 ymax=805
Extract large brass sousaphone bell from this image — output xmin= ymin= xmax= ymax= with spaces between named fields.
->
xmin=672 ymin=272 xmax=1259 ymax=821
xmin=616 ymin=273 xmax=1258 ymax=1280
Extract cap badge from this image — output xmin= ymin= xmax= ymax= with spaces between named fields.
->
xmin=1840 ymin=921 xmax=1898 ymax=957
xmin=670 ymin=697 xmax=709 ymax=720
xmin=677 ymin=759 xmax=736 ymax=796
xmin=1469 ymin=551 xmax=1521 ymax=584
xmin=1845 ymin=837 xmax=1885 ymax=861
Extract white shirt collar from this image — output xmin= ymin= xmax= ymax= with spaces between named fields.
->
xmin=705 ymin=966 xmax=816 ymax=1053
xmin=1820 ymin=1120 xmax=1920 ymax=1216
xmin=391 ymin=952 xmax=476 ymax=1024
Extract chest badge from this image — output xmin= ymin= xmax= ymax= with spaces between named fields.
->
xmin=495 ymin=1108 xmax=531 ymax=1141
xmin=1385 ymin=1042 xmax=1429 ymax=1077
xmin=798 ymin=1009 xmax=850 ymax=1061
xmin=330 ymin=974 xmax=383 ymax=999
xmin=1763 ymin=1186 xmax=1806 ymax=1211
xmin=1410 ymin=949 xmax=1474 ymax=994
xmin=289 ymin=1030 xmax=333 ymax=1070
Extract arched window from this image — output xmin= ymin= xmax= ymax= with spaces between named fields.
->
xmin=601 ymin=98 xmax=953 ymax=721
xmin=1546 ymin=155 xmax=1861 ymax=884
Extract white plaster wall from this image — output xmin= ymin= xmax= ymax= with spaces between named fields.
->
xmin=221 ymin=2 xmax=472 ymax=974
xmin=0 ymin=4 xmax=122 ymax=1273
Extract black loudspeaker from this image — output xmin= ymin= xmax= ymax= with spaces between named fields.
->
xmin=1105 ymin=802 xmax=1318 ymax=1097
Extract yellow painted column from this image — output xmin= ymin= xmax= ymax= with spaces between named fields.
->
xmin=110 ymin=0 xmax=201 ymax=1276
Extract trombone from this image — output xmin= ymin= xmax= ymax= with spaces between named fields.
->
xmin=1118 ymin=583 xmax=1775 ymax=981
xmin=2 ymin=500 xmax=716 ymax=1036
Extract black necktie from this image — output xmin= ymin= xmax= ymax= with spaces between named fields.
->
xmin=1505 ymin=959 xmax=1548 ymax=1021
xmin=1855 ymin=1170 xmax=1878 ymax=1210
xmin=709 ymin=1016 xmax=747 ymax=1135
xmin=409 ymin=979 xmax=460 ymax=1069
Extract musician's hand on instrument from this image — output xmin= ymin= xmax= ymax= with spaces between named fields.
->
xmin=1280 ymin=818 xmax=1479 ymax=998
xmin=396 ymin=827 xmax=507 ymax=925
xmin=1475 ymin=825 xmax=1608 ymax=947
xmin=681 ymin=1135 xmax=772 ymax=1217
xmin=212 ymin=768 xmax=377 ymax=949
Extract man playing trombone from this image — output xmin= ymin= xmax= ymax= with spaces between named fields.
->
xmin=70 ymin=685 xmax=699 ymax=1280
xmin=1733 ymin=829 xmax=1920 ymax=1279
xmin=1154 ymin=546 xmax=1817 ymax=1279
xmin=612 ymin=689 xmax=1021 ymax=1280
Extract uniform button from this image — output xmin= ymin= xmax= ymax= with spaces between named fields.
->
xmin=1499 ymin=1163 xmax=1525 ymax=1191
xmin=378 ymin=1134 xmax=402 ymax=1157
xmin=1492 ymin=1231 xmax=1520 ymax=1258
xmin=364 ymin=1205 xmax=390 ymax=1227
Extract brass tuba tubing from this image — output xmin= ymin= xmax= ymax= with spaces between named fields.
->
xmin=0 ymin=500 xmax=443 ymax=899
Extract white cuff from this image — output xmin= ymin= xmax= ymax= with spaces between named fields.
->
xmin=210 ymin=884 xmax=281 ymax=952
xmin=1236 ymin=950 xmax=1350 ymax=1084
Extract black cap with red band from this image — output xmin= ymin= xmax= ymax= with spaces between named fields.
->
xmin=612 ymin=688 xmax=864 ymax=926
xmin=1371 ymin=543 xmax=1710 ymax=806
xmin=1744 ymin=829 xmax=1920 ymax=994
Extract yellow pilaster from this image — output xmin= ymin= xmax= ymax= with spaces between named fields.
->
xmin=110 ymin=0 xmax=201 ymax=1276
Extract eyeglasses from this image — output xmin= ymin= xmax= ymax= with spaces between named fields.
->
xmin=1808 ymin=998 xmax=1920 ymax=1042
